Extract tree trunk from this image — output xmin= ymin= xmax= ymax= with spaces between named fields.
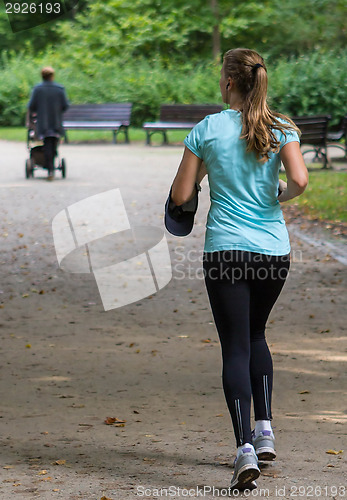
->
xmin=211 ymin=0 xmax=221 ymax=61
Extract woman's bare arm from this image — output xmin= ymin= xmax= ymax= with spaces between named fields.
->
xmin=171 ymin=147 xmax=204 ymax=206
xmin=277 ymin=141 xmax=309 ymax=202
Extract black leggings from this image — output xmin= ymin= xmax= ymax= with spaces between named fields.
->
xmin=202 ymin=249 xmax=290 ymax=447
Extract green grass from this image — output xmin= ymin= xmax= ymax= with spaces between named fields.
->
xmin=1 ymin=127 xmax=345 ymax=224
xmin=0 ymin=127 xmax=188 ymax=144
xmin=280 ymin=170 xmax=347 ymax=223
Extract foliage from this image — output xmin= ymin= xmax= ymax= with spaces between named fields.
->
xmin=220 ymin=0 xmax=347 ymax=59
xmin=1 ymin=0 xmax=345 ymax=61
xmin=268 ymin=50 xmax=347 ymax=126
xmin=0 ymin=53 xmax=222 ymax=127
xmin=0 ymin=0 xmax=89 ymax=53
xmin=0 ymin=48 xmax=346 ymax=128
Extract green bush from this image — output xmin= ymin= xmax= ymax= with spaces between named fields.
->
xmin=0 ymin=49 xmax=346 ymax=128
xmin=268 ymin=50 xmax=347 ymax=127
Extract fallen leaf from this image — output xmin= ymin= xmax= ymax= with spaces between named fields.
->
xmin=3 ymin=465 xmax=14 ymax=469
xmin=38 ymin=470 xmax=48 ymax=475
xmin=215 ymin=414 xmax=224 ymax=417
xmin=100 ymin=496 xmax=113 ymax=500
xmin=25 ymin=344 xmax=31 ymax=349
xmin=262 ymin=472 xmax=278 ymax=478
xmin=201 ymin=339 xmax=211 ymax=343
xmin=53 ymin=460 xmax=66 ymax=466
xmin=326 ymin=449 xmax=343 ymax=455
xmin=299 ymin=390 xmax=310 ymax=394
xmin=104 ymin=417 xmax=126 ymax=425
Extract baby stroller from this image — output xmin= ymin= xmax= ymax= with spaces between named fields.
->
xmin=25 ymin=112 xmax=66 ymax=179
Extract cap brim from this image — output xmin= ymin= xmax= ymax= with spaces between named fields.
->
xmin=164 ymin=195 xmax=195 ymax=236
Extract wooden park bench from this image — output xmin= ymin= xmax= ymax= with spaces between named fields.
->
xmin=143 ymin=104 xmax=223 ymax=145
xmin=63 ymin=103 xmax=132 ymax=144
xmin=291 ymin=114 xmax=332 ymax=168
xmin=327 ymin=114 xmax=347 ymax=158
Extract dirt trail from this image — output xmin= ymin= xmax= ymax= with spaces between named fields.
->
xmin=0 ymin=141 xmax=346 ymax=499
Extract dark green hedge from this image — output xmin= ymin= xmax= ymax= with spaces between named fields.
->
xmin=0 ymin=50 xmax=345 ymax=128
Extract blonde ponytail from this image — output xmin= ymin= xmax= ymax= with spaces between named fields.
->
xmin=223 ymin=48 xmax=301 ymax=163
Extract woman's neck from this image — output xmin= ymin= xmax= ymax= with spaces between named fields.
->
xmin=228 ymin=92 xmax=244 ymax=112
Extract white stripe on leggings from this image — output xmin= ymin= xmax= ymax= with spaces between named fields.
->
xmin=235 ymin=399 xmax=244 ymax=445
xmin=263 ymin=375 xmax=270 ymax=420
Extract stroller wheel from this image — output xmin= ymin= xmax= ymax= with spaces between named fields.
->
xmin=60 ymin=158 xmax=66 ymax=178
xmin=25 ymin=159 xmax=33 ymax=178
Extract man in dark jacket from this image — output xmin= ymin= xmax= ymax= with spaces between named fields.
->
xmin=28 ymin=67 xmax=69 ymax=180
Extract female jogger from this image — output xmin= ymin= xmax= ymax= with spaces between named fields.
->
xmin=168 ymin=48 xmax=308 ymax=489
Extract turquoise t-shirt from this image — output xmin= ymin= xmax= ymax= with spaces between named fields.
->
xmin=183 ymin=109 xmax=300 ymax=256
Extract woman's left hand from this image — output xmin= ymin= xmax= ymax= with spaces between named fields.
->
xmin=278 ymin=179 xmax=287 ymax=197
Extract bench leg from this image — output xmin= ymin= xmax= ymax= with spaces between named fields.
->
xmin=146 ymin=130 xmax=168 ymax=146
xmin=302 ymin=147 xmax=332 ymax=169
xmin=64 ymin=131 xmax=69 ymax=144
xmin=321 ymin=147 xmax=334 ymax=169
xmin=113 ymin=127 xmax=130 ymax=144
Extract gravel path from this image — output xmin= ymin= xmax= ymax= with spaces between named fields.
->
xmin=0 ymin=140 xmax=346 ymax=499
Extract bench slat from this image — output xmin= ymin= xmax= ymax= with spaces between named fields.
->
xmin=143 ymin=122 xmax=199 ymax=129
xmin=63 ymin=121 xmax=124 ymax=128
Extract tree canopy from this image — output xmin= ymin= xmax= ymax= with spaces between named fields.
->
xmin=0 ymin=0 xmax=346 ymax=127
xmin=0 ymin=0 xmax=345 ymax=61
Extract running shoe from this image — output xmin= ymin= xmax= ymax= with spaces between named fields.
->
xmin=252 ymin=429 xmax=276 ymax=461
xmin=230 ymin=446 xmax=260 ymax=490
